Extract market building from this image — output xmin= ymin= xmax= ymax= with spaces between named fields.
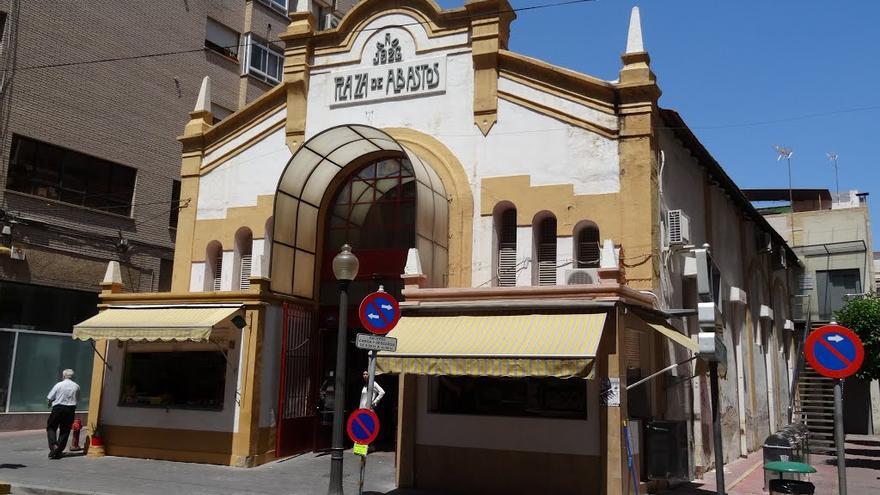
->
xmin=76 ymin=2 xmax=804 ymax=493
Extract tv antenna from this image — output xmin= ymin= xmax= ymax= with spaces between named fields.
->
xmin=826 ymin=152 xmax=840 ymax=203
xmin=774 ymin=145 xmax=795 ymax=244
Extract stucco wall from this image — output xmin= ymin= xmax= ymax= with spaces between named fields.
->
xmin=657 ymin=127 xmax=796 ymax=471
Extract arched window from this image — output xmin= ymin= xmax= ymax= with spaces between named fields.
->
xmin=575 ymin=221 xmax=600 ymax=268
xmin=534 ymin=213 xmax=557 ymax=286
xmin=234 ymin=227 xmax=253 ymax=291
xmin=494 ymin=204 xmax=517 ymax=287
xmin=205 ymin=241 xmax=223 ymax=292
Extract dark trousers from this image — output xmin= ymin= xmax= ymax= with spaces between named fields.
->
xmin=46 ymin=405 xmax=75 ymax=456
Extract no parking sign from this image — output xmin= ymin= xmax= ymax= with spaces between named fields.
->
xmin=805 ymin=324 xmax=864 ymax=379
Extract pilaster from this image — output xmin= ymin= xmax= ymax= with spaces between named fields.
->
xmin=465 ymin=0 xmax=515 ymax=136
xmin=280 ymin=12 xmax=315 ymax=151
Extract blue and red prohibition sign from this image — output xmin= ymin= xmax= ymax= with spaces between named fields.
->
xmin=347 ymin=408 xmax=380 ymax=445
xmin=805 ymin=324 xmax=864 ymax=379
xmin=358 ymin=291 xmax=400 ymax=335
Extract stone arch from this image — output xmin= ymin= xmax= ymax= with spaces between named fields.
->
xmin=270 ymin=124 xmax=461 ymax=298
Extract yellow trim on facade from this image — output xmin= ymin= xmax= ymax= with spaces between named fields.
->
xmin=311 ymin=1 xmax=472 ymax=58
xmin=385 ymin=127 xmax=474 ymax=287
xmin=497 ymin=90 xmax=618 ymax=139
xmin=190 ymin=195 xmax=275 ymax=263
xmin=200 ymin=120 xmax=286 ymax=175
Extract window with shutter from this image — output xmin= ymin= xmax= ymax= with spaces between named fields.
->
xmin=576 ymin=225 xmax=600 ymax=268
xmin=239 ymin=254 xmax=252 ymax=290
xmin=497 ymin=208 xmax=517 ymax=287
xmin=537 ymin=216 xmax=556 ymax=286
xmin=212 ymin=257 xmax=223 ymax=291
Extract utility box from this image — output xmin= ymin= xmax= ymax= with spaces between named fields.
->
xmin=645 ymin=420 xmax=689 ymax=481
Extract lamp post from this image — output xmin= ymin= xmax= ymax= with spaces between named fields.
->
xmin=328 ymin=244 xmax=359 ymax=495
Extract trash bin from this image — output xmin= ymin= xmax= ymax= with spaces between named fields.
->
xmin=768 ymin=479 xmax=815 ymax=494
xmin=764 ymin=431 xmax=798 ymax=462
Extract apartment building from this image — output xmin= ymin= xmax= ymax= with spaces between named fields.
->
xmin=0 ymin=0 xmax=352 ymax=430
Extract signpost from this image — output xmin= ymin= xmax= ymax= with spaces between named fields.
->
xmin=805 ymin=324 xmax=865 ymax=495
xmin=354 ymin=287 xmax=400 ymax=494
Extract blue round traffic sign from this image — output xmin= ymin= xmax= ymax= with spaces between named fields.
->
xmin=346 ymin=408 xmax=380 ymax=445
xmin=358 ymin=291 xmax=400 ymax=335
xmin=805 ymin=324 xmax=864 ymax=379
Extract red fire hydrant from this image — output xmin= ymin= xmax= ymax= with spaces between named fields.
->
xmin=70 ymin=417 xmax=82 ymax=451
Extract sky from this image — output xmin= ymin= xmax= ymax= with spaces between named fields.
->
xmin=435 ymin=0 xmax=880 ymax=246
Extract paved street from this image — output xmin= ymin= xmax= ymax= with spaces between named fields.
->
xmin=0 ymin=430 xmax=413 ymax=495
xmin=663 ymin=435 xmax=880 ymax=495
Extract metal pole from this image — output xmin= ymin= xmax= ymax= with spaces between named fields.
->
xmin=710 ymin=361 xmax=726 ymax=495
xmin=357 ymin=350 xmax=377 ymax=495
xmin=834 ymin=379 xmax=847 ymax=495
xmin=787 ymin=156 xmax=795 ymax=244
xmin=328 ymin=280 xmax=350 ymax=495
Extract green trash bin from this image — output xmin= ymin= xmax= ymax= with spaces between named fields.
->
xmin=765 ymin=462 xmax=816 ymax=495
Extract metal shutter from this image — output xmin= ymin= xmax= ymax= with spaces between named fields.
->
xmin=212 ymin=257 xmax=223 ymax=291
xmin=537 ymin=217 xmax=556 ymax=286
xmin=239 ymin=254 xmax=252 ymax=290
xmin=497 ymin=209 xmax=517 ymax=287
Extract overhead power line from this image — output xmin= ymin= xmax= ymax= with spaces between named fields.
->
xmin=4 ymin=0 xmax=596 ymax=73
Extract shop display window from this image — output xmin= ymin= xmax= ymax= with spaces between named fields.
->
xmin=430 ymin=376 xmax=587 ymax=419
xmin=120 ymin=351 xmax=226 ymax=410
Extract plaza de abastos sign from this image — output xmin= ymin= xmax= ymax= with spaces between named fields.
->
xmin=331 ymin=32 xmax=447 ymax=107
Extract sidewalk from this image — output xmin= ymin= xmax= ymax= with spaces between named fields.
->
xmin=664 ymin=434 xmax=880 ymax=495
xmin=0 ymin=430 xmax=414 ymax=495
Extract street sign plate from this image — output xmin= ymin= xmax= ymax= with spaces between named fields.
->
xmin=358 ymin=291 xmax=400 ymax=335
xmin=347 ymin=408 xmax=380 ymax=445
xmin=356 ymin=333 xmax=398 ymax=352
xmin=805 ymin=324 xmax=864 ymax=379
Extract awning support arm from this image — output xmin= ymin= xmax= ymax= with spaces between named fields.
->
xmin=625 ymin=356 xmax=697 ymax=391
xmin=89 ymin=340 xmax=112 ymax=371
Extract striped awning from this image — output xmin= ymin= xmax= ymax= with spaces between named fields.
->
xmin=73 ymin=305 xmax=243 ymax=342
xmin=376 ymin=313 xmax=608 ymax=378
xmin=627 ymin=314 xmax=698 ymax=353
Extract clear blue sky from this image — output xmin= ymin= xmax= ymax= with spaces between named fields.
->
xmin=436 ymin=0 xmax=880 ymax=247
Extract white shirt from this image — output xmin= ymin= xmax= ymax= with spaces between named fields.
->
xmin=359 ymin=381 xmax=385 ymax=409
xmin=47 ymin=379 xmax=79 ymax=407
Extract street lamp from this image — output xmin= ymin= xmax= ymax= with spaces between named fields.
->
xmin=328 ymin=244 xmax=359 ymax=495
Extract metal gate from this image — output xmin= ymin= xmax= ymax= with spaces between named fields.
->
xmin=276 ymin=302 xmax=317 ymax=457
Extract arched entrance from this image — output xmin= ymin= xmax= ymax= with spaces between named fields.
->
xmin=272 ymin=125 xmax=450 ymax=456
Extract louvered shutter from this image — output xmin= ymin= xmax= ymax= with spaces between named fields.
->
xmin=239 ymin=254 xmax=252 ymax=290
xmin=537 ymin=217 xmax=556 ymax=286
xmin=497 ymin=209 xmax=517 ymax=287
xmin=212 ymin=257 xmax=223 ymax=291
xmin=577 ymin=227 xmax=600 ymax=268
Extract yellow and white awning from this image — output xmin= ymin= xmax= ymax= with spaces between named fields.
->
xmin=627 ymin=315 xmax=698 ymax=353
xmin=73 ymin=305 xmax=243 ymax=342
xmin=376 ymin=313 xmax=608 ymax=378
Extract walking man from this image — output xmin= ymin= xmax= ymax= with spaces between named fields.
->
xmin=46 ymin=369 xmax=79 ymax=459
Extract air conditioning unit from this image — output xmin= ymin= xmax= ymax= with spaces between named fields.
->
xmin=666 ymin=210 xmax=690 ymax=246
xmin=324 ymin=13 xmax=341 ymax=30
xmin=564 ymin=268 xmax=600 ymax=285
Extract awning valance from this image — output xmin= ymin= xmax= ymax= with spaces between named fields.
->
xmin=73 ymin=305 xmax=243 ymax=342
xmin=376 ymin=313 xmax=608 ymax=378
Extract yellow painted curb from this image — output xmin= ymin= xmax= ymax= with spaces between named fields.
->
xmin=0 ymin=480 xmax=10 ymax=495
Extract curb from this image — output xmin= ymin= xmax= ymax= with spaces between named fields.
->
xmin=6 ymin=483 xmax=116 ymax=495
